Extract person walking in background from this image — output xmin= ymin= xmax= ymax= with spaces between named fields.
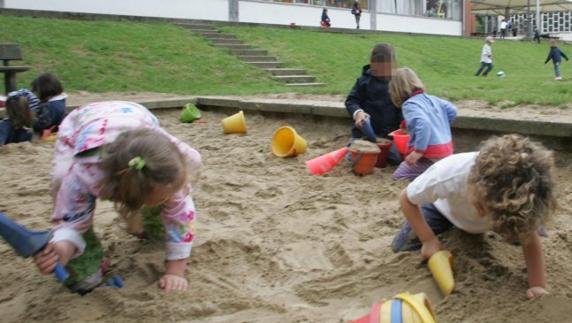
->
xmin=351 ymin=1 xmax=362 ymax=30
xmin=534 ymin=28 xmax=542 ymax=44
xmin=320 ymin=7 xmax=331 ymax=29
xmin=545 ymin=39 xmax=569 ymax=80
xmin=475 ymin=36 xmax=494 ymax=77
xmin=500 ymin=19 xmax=507 ymax=39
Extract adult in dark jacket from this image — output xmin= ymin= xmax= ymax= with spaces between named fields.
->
xmin=345 ymin=43 xmax=403 ymax=164
xmin=545 ymin=39 xmax=569 ymax=80
xmin=351 ymin=1 xmax=362 ymax=29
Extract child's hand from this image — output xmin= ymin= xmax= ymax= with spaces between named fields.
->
xmin=159 ymin=274 xmax=188 ymax=291
xmin=354 ymin=111 xmax=369 ymax=128
xmin=421 ymin=237 xmax=441 ymax=260
xmin=33 ymin=241 xmax=76 ymax=274
xmin=405 ymin=151 xmax=423 ymax=165
xmin=527 ymin=286 xmax=548 ymax=300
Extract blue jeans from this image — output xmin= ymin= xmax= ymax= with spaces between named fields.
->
xmin=391 ymin=204 xmax=454 ymax=252
xmin=475 ymin=62 xmax=493 ymax=76
xmin=554 ymin=62 xmax=561 ymax=78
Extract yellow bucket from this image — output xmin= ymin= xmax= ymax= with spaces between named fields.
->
xmin=271 ymin=126 xmax=307 ymax=157
xmin=352 ymin=292 xmax=436 ymax=323
xmin=222 ymin=110 xmax=247 ymax=134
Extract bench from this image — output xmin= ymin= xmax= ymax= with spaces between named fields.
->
xmin=0 ymin=44 xmax=30 ymax=95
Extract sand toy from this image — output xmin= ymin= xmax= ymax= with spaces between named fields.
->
xmin=389 ymin=129 xmax=411 ymax=157
xmin=349 ymin=139 xmax=380 ymax=176
xmin=428 ymin=250 xmax=455 ymax=296
xmin=222 ymin=110 xmax=247 ymax=134
xmin=306 ymin=147 xmax=348 ymax=175
xmin=271 ymin=126 xmax=307 ymax=157
xmin=361 ymin=117 xmax=377 ymax=143
xmin=375 ymin=138 xmax=393 ymax=168
xmin=180 ymin=103 xmax=202 ymax=123
xmin=0 ymin=212 xmax=69 ymax=282
xmin=351 ymin=292 xmax=436 ymax=323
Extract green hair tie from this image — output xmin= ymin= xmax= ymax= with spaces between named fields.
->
xmin=128 ymin=156 xmax=146 ymax=170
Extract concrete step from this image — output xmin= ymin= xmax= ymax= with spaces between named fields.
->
xmin=178 ymin=23 xmax=217 ymax=31
xmin=247 ymin=61 xmax=283 ymax=68
xmin=213 ymin=44 xmax=252 ymax=50
xmin=273 ymin=75 xmax=316 ymax=83
xmin=203 ymin=34 xmax=238 ymax=40
xmin=265 ymin=68 xmax=307 ymax=76
xmin=239 ymin=55 xmax=277 ymax=62
xmin=231 ymin=49 xmax=267 ymax=56
xmin=190 ymin=29 xmax=219 ymax=34
xmin=211 ymin=39 xmax=244 ymax=45
xmin=286 ymin=82 xmax=326 ymax=87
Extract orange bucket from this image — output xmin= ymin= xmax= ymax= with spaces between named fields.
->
xmin=375 ymin=138 xmax=393 ymax=168
xmin=389 ymin=129 xmax=410 ymax=156
xmin=349 ymin=140 xmax=380 ymax=176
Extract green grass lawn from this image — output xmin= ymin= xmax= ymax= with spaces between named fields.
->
xmin=3 ymin=14 xmax=571 ymax=105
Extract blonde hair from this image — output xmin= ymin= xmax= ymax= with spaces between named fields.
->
xmin=467 ymin=135 xmax=556 ymax=241
xmin=549 ymin=39 xmax=557 ymax=47
xmin=389 ymin=67 xmax=425 ymax=107
xmin=5 ymin=96 xmax=33 ymax=129
xmin=98 ymin=128 xmax=188 ymax=216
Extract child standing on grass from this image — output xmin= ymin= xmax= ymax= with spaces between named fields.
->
xmin=389 ymin=68 xmax=457 ymax=180
xmin=33 ymin=101 xmax=202 ymax=293
xmin=0 ymin=95 xmax=33 ymax=146
xmin=31 ymin=73 xmax=67 ymax=135
xmin=545 ymin=39 xmax=569 ymax=80
xmin=345 ymin=43 xmax=403 ymax=164
xmin=391 ymin=135 xmax=555 ymax=300
xmin=475 ymin=36 xmax=494 ymax=77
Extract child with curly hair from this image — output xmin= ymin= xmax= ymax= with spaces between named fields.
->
xmin=391 ymin=135 xmax=556 ymax=300
xmin=33 ymin=101 xmax=201 ymax=293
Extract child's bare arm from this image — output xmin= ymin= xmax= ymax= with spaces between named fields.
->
xmin=400 ymin=190 xmax=441 ymax=259
xmin=521 ymin=232 xmax=547 ymax=299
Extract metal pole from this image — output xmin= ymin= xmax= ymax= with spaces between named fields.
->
xmin=528 ymin=0 xmax=532 ymax=39
xmin=536 ymin=0 xmax=541 ymax=33
xmin=369 ymin=0 xmax=377 ymax=31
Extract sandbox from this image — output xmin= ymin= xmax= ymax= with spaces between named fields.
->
xmin=0 ymin=108 xmax=571 ymax=323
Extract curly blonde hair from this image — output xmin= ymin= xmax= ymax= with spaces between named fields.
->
xmin=98 ymin=128 xmax=188 ymax=216
xmin=468 ymin=135 xmax=556 ymax=241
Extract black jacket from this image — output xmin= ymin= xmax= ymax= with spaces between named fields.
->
xmin=345 ymin=65 xmax=403 ymax=139
xmin=545 ymin=47 xmax=569 ymax=64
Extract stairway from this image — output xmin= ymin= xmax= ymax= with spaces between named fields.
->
xmin=179 ymin=23 xmax=325 ymax=87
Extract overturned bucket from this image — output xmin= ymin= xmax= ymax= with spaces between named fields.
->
xmin=222 ymin=110 xmax=247 ymax=134
xmin=349 ymin=140 xmax=380 ymax=176
xmin=180 ymin=103 xmax=202 ymax=123
xmin=271 ymin=126 xmax=307 ymax=157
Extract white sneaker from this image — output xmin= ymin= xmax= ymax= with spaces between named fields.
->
xmin=555 ymin=76 xmax=562 ymax=80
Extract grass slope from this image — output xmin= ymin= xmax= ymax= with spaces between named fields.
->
xmin=224 ymin=25 xmax=572 ymax=106
xmin=3 ymin=14 xmax=571 ymax=105
xmin=1 ymin=15 xmax=283 ymax=95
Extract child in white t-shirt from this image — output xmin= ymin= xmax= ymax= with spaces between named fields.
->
xmin=392 ymin=135 xmax=556 ymax=300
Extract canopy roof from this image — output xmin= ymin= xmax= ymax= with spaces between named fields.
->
xmin=471 ymin=0 xmax=572 ymax=14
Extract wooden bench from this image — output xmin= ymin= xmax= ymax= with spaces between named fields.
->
xmin=0 ymin=44 xmax=30 ymax=95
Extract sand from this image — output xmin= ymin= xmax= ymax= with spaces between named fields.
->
xmin=1 ymin=101 xmax=572 ymax=323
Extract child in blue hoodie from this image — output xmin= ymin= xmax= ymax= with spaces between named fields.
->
xmin=545 ymin=39 xmax=569 ymax=80
xmin=389 ymin=68 xmax=457 ymax=180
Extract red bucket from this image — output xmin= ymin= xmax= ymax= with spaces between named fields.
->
xmin=349 ymin=140 xmax=380 ymax=176
xmin=389 ymin=129 xmax=411 ymax=157
xmin=375 ymin=138 xmax=393 ymax=168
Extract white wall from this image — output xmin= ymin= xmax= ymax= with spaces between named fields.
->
xmin=239 ymin=1 xmax=371 ymax=30
xmin=378 ymin=13 xmax=462 ymax=36
xmin=3 ymin=0 xmax=230 ymax=21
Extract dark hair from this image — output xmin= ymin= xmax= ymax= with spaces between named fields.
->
xmin=98 ymin=128 xmax=188 ymax=215
xmin=31 ymin=73 xmax=63 ymax=102
xmin=5 ymin=96 xmax=33 ymax=129
xmin=370 ymin=43 xmax=395 ymax=64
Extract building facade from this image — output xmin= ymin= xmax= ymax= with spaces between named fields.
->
xmin=2 ymin=0 xmax=471 ymax=36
